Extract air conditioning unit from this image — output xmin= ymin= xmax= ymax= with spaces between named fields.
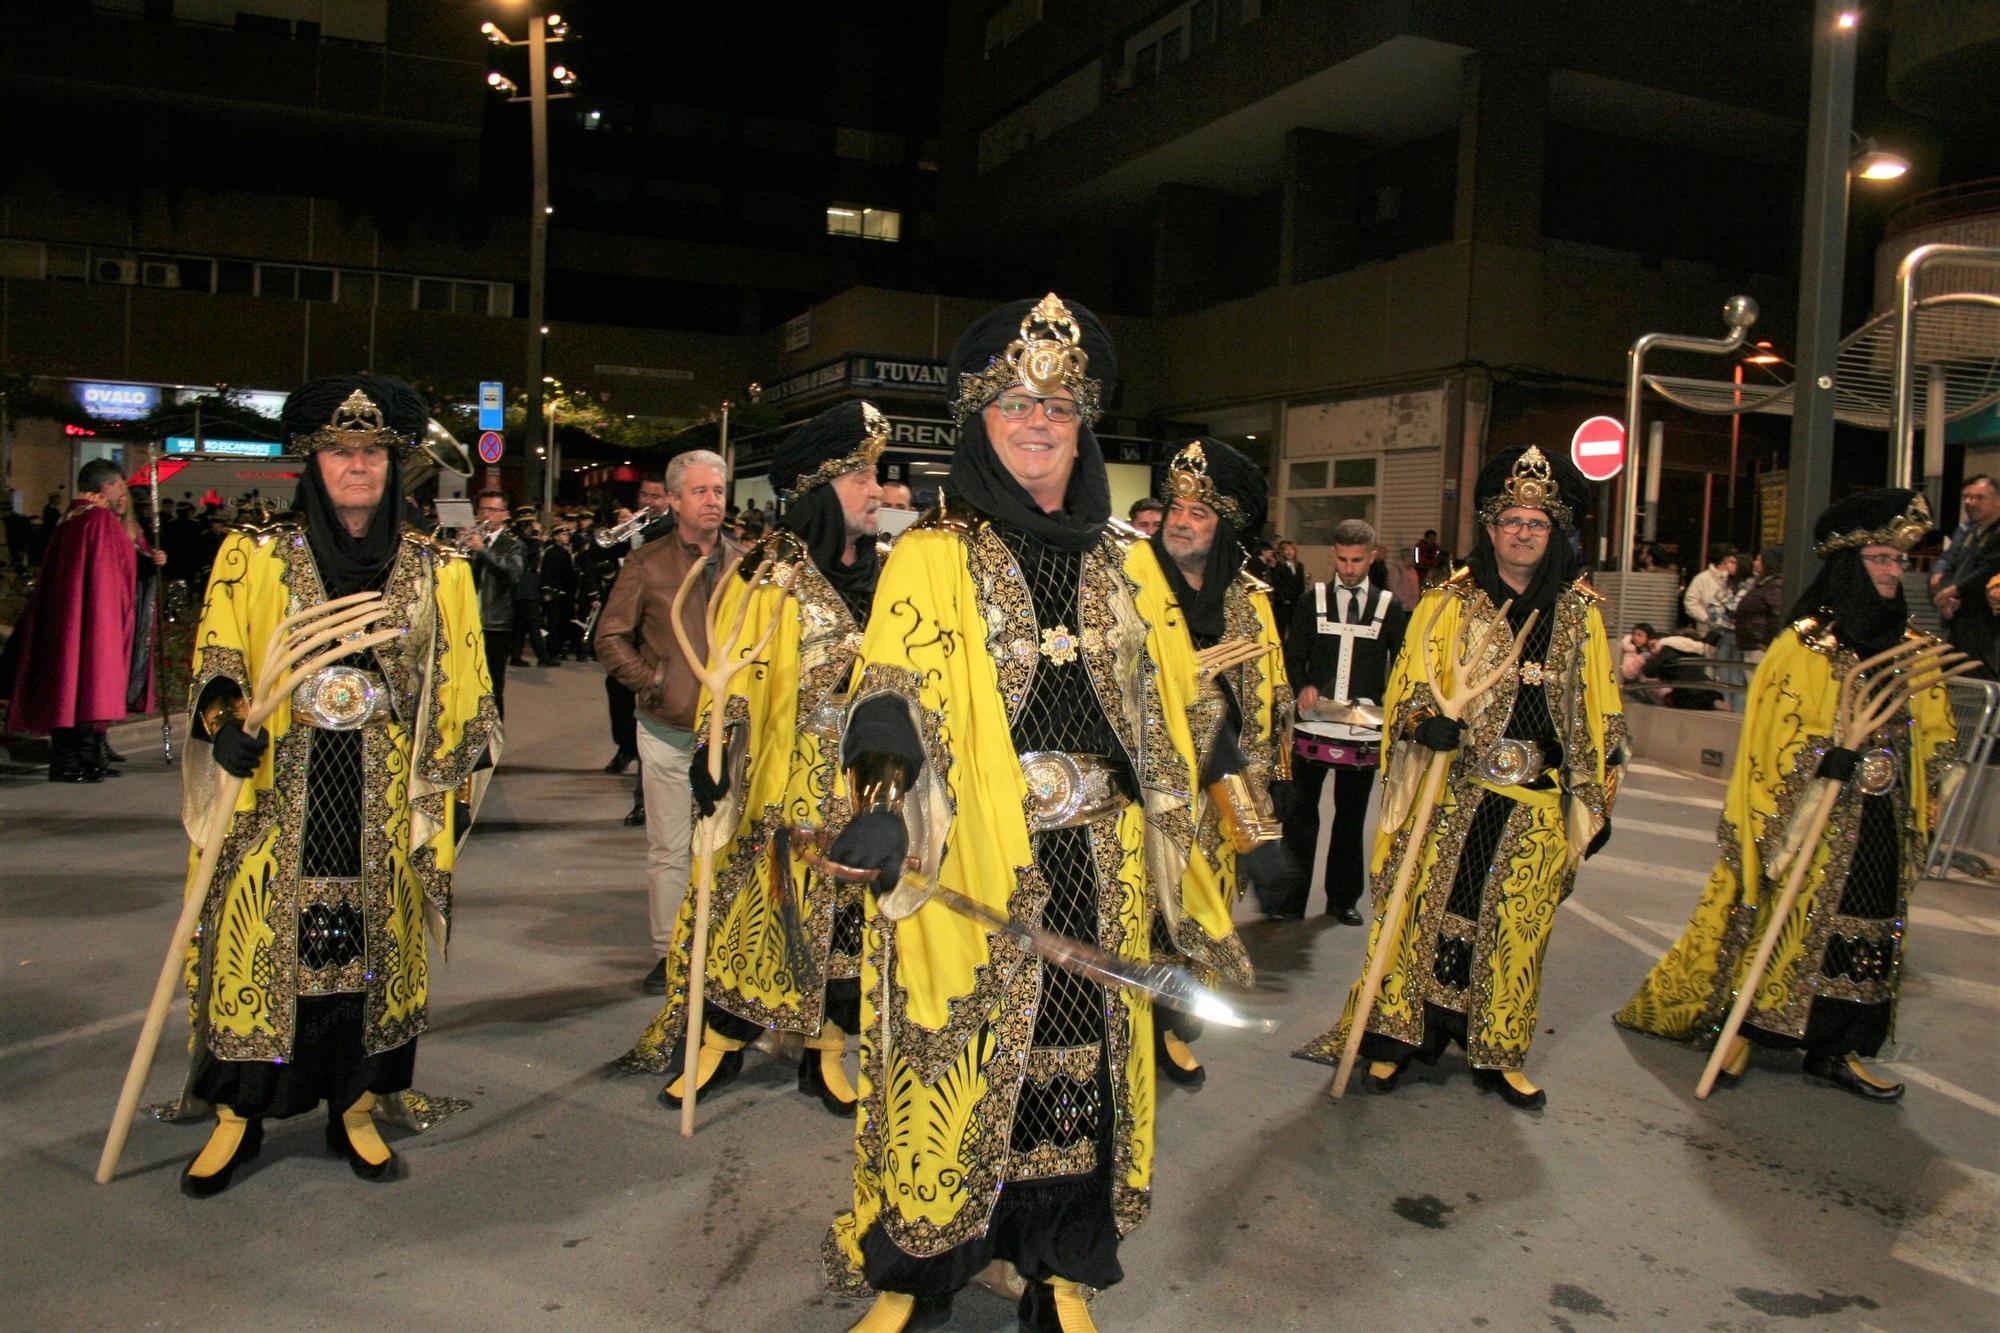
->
xmin=94 ymin=257 xmax=138 ymax=285
xmin=142 ymin=261 xmax=182 ymax=289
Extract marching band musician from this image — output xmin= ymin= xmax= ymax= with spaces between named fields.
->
xmin=1278 ymin=518 xmax=1409 ymax=924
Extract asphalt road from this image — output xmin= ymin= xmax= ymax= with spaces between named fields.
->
xmin=3 ymin=660 xmax=1996 ymax=1331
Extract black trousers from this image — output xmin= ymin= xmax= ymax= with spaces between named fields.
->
xmin=484 ymin=629 xmax=512 ymax=719
xmin=1276 ymin=757 xmax=1378 ymax=916
xmin=605 ymin=675 xmax=636 ymax=753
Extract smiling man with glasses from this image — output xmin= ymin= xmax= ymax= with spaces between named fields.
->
xmin=1299 ymin=445 xmax=1624 ymax=1111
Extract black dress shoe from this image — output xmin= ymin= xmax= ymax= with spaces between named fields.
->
xmin=642 ymin=958 xmax=668 ymax=994
xmin=1803 ymin=1051 xmax=1905 ymax=1102
xmin=603 ymin=748 xmax=636 ymax=774
xmin=48 ymin=760 xmax=103 ymax=783
xmin=179 ymin=1118 xmax=264 ymax=1198
xmin=1332 ymin=908 xmax=1364 ymax=926
xmin=1473 ymin=1067 xmax=1547 ymax=1109
xmin=623 ymin=799 xmax=646 ymax=827
xmin=98 ymin=737 xmax=127 ymax=764
xmin=508 ymin=658 xmax=531 ymax=668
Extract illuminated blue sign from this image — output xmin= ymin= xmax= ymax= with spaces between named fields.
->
xmin=165 ymin=436 xmax=285 ymax=458
xmin=72 ymin=381 xmax=160 ymax=421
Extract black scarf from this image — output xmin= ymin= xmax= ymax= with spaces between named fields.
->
xmin=1465 ymin=523 xmax=1579 ymax=626
xmin=947 ymin=414 xmax=1110 ymax=553
xmin=1783 ymin=550 xmax=1908 ymax=657
xmin=293 ymin=453 xmax=403 ymax=597
xmin=780 ymin=483 xmax=879 ymax=625
xmin=1150 ymin=519 xmax=1243 ymax=646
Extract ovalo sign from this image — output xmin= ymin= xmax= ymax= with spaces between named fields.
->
xmin=71 ymin=381 xmax=161 ymax=421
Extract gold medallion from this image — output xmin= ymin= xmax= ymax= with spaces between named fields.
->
xmin=1519 ymin=660 xmax=1547 ymax=686
xmin=1039 ymin=625 xmax=1080 ymax=664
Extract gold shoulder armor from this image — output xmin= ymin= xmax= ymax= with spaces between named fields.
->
xmin=1236 ymin=567 xmax=1274 ymax=595
xmin=742 ymin=528 xmax=808 ymax=585
xmin=1102 ymin=516 xmax=1145 ymax=549
xmin=913 ymin=493 xmax=987 ymax=538
xmin=1571 ymin=575 xmax=1606 ymax=605
xmin=234 ymin=517 xmax=303 ymax=547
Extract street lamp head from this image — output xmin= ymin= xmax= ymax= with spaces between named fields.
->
xmin=1722 ymin=295 xmax=1759 ymax=332
xmin=480 ymin=21 xmax=498 ymax=38
xmin=486 ymin=71 xmax=518 ymax=94
xmin=1855 ymin=148 xmax=1909 ymax=181
xmin=1744 ymin=341 xmax=1783 ymax=366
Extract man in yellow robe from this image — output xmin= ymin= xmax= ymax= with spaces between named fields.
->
xmin=820 ymin=295 xmax=1247 ymax=1333
xmin=176 ymin=375 xmax=499 ymax=1196
xmin=1297 ymin=445 xmax=1623 ymax=1109
xmin=1616 ymin=489 xmax=1955 ymax=1101
xmin=614 ymin=400 xmax=889 ymax=1116
xmin=1146 ymin=436 xmax=1292 ymax=1088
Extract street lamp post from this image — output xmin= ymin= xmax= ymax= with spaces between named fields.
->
xmin=483 ymin=12 xmax=573 ymax=515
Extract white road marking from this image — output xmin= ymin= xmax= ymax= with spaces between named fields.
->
xmin=1629 ymin=761 xmax=1727 ymax=785
xmin=1891 ymin=1159 xmax=2000 ymax=1291
xmin=1583 ymin=854 xmax=1706 ymax=891
xmin=1880 ymin=1070 xmax=2000 ymax=1124
xmin=1617 ymin=787 xmax=1724 ymax=811
xmin=1561 ymin=900 xmax=1660 ymax=957
xmin=1626 ymin=915 xmax=1686 ymax=945
xmin=1911 ymin=905 xmax=2000 ymax=939
xmin=1902 ymin=970 xmax=2000 ymax=1013
xmin=1611 ymin=815 xmax=1717 ymax=845
xmin=0 ymin=1008 xmax=147 ymax=1062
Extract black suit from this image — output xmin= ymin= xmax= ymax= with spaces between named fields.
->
xmin=1267 ymin=560 xmax=1306 ymax=641
xmin=1948 ymin=524 xmax=2000 ymax=678
xmin=1277 ymin=580 xmax=1409 ymax=915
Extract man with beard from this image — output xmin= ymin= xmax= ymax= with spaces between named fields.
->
xmin=1281 ymin=518 xmax=1408 ymax=924
xmin=173 ymin=375 xmax=499 ymax=1195
xmin=598 ymin=450 xmax=745 ymax=994
xmin=616 ymin=402 xmax=887 ymax=1114
xmin=1296 ymin=446 xmax=1623 ymax=1109
xmin=1147 ymin=436 xmax=1292 ymax=1088
xmin=820 ymin=296 xmax=1244 ymax=1332
xmin=4 ymin=458 xmax=159 ymax=782
xmin=1617 ymin=491 xmax=1954 ymax=1101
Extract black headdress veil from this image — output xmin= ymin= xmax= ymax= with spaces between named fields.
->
xmin=284 ymin=374 xmax=427 ymax=598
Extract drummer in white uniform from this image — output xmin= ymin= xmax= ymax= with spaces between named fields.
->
xmin=1277 ymin=518 xmax=1409 ymax=923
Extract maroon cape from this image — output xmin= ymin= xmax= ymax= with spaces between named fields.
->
xmin=4 ymin=500 xmax=143 ymax=733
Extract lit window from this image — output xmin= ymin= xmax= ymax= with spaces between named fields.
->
xmin=828 ymin=206 xmax=900 ymax=241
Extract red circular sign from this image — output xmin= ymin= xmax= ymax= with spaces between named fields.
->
xmin=1570 ymin=415 xmax=1625 ymax=482
xmin=477 ymin=430 xmax=505 ymax=464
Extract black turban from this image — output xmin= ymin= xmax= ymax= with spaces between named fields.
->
xmin=1785 ymin=488 xmax=1929 ymax=656
xmin=769 ymin=400 xmax=885 ymax=622
xmin=1153 ymin=437 xmax=1264 ymax=643
xmin=1467 ymin=446 xmax=1591 ymax=622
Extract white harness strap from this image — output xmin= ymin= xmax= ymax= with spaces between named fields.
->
xmin=1313 ymin=584 xmax=1391 ymax=703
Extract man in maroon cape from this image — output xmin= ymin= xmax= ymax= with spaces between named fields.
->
xmin=4 ymin=457 xmax=155 ymax=781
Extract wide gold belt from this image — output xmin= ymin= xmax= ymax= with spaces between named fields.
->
xmin=1019 ymin=751 xmax=1134 ymax=831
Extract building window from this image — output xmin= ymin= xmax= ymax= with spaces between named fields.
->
xmin=827 ymin=205 xmax=901 ymax=242
xmin=984 ymin=0 xmax=1044 ymax=57
xmin=1284 ymin=455 xmax=1377 ymax=545
xmin=1125 ymin=0 xmax=1258 ymax=87
xmin=0 ymin=238 xmax=44 ymax=279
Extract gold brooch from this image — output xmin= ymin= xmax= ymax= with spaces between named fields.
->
xmin=1040 ymin=624 xmax=1080 ymax=664
xmin=1519 ymin=660 xmax=1547 ymax=686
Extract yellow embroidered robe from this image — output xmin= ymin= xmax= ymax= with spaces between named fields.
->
xmin=822 ymin=508 xmax=1246 ymax=1292
xmin=1297 ymin=570 xmax=1623 ymax=1072
xmin=181 ymin=526 xmax=498 ymax=1062
xmin=617 ymin=531 xmax=865 ymax=1073
xmin=1615 ymin=621 xmax=1956 ymax=1048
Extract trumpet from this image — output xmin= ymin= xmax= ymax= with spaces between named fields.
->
xmin=594 ymin=508 xmax=660 ymax=548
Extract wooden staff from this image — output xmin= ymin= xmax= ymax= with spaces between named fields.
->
xmin=142 ymin=441 xmax=172 ymax=764
xmin=667 ymin=554 xmax=778 ymax=1137
xmin=1695 ymin=637 xmax=1973 ymax=1099
xmin=1331 ymin=595 xmax=1539 ymax=1098
xmin=96 ymin=589 xmax=402 ymax=1183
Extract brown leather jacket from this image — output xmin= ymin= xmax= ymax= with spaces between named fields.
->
xmin=595 ymin=530 xmax=746 ymax=729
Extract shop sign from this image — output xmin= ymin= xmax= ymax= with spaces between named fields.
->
xmin=165 ymin=436 xmax=285 ymax=458
xmin=853 ymin=358 xmax=947 ymax=395
xmin=72 ymin=381 xmax=160 ymax=420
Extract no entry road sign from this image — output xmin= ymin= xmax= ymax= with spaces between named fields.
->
xmin=1571 ymin=415 xmax=1626 ymax=482
xmin=477 ymin=430 xmax=505 ymax=464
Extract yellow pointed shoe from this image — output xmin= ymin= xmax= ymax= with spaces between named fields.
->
xmin=328 ymin=1091 xmax=405 ymax=1181
xmin=659 ymin=1027 xmax=747 ymax=1110
xmin=1715 ymin=1036 xmax=1752 ymax=1085
xmin=1473 ymin=1067 xmax=1546 ymax=1109
xmin=1158 ymin=1028 xmax=1205 ymax=1088
xmin=800 ymin=1023 xmax=858 ymax=1116
xmin=845 ymin=1291 xmax=952 ymax=1332
xmin=180 ymin=1107 xmax=263 ymax=1198
xmin=1020 ymin=1278 xmax=1099 ymax=1333
xmin=1803 ymin=1050 xmax=1905 ymax=1102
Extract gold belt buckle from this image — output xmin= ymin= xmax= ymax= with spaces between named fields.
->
xmin=1020 ymin=751 xmax=1129 ymax=831
xmin=1478 ymin=738 xmax=1542 ymax=787
xmin=1210 ymin=770 xmax=1282 ymax=852
xmin=1854 ymin=747 xmax=1897 ymax=796
xmin=292 ymin=664 xmax=386 ymax=731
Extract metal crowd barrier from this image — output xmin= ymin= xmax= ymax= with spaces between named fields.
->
xmin=1925 ymin=674 xmax=2000 ymax=879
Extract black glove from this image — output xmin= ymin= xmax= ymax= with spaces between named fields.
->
xmin=212 ymin=719 xmax=267 ymax=779
xmin=1585 ymin=820 xmax=1612 ymax=861
xmin=1268 ymin=779 xmax=1303 ymax=823
xmin=690 ymin=746 xmax=729 ymax=818
xmin=1414 ymin=715 xmax=1466 ymax=752
xmin=1817 ymin=746 xmax=1860 ymax=782
xmin=827 ymin=810 xmax=909 ymax=895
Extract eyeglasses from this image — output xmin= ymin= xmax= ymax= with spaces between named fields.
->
xmin=1861 ymin=552 xmax=1911 ymax=569
xmin=991 ymin=394 xmax=1081 ymax=424
xmin=1496 ymin=516 xmax=1553 ymax=535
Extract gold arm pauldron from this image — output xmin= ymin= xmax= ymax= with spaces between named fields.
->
xmin=846 ymin=752 xmax=914 ymax=817
xmin=197 ymin=693 xmax=249 ymax=739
